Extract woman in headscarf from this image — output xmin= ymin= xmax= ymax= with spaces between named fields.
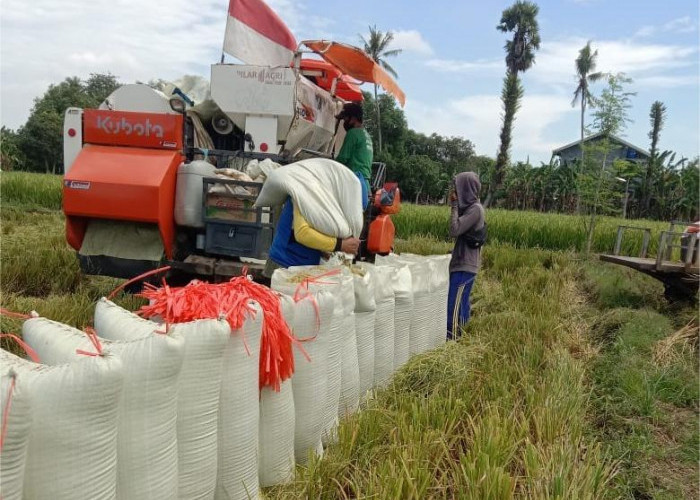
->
xmin=447 ymin=171 xmax=485 ymax=340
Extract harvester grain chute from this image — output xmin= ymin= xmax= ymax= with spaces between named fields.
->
xmin=62 ymin=39 xmax=405 ymax=283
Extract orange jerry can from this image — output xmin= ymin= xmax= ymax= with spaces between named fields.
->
xmin=367 ymin=214 xmax=395 ymax=255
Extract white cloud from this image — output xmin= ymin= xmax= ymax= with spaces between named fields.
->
xmin=425 ymin=58 xmax=501 ymax=72
xmin=391 ymin=30 xmax=433 ymax=56
xmin=635 ymin=16 xmax=697 ymax=38
xmin=424 ymin=37 xmax=697 ymax=90
xmin=0 ymin=0 xmax=335 ymax=129
xmin=405 ymin=94 xmax=576 ymax=161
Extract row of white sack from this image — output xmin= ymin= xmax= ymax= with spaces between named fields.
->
xmin=0 ymin=253 xmax=451 ymax=500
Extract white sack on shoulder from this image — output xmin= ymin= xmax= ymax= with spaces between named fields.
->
xmin=254 ymin=158 xmax=363 ymax=237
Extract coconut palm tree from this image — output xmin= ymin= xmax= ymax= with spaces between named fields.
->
xmin=487 ymin=1 xmax=541 ymax=207
xmin=360 ymin=25 xmax=402 ymax=152
xmin=571 ymin=41 xmax=604 ymax=212
xmin=643 ymin=100 xmax=668 ymax=216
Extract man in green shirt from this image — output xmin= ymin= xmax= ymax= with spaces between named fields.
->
xmin=335 ymin=102 xmax=373 ymax=209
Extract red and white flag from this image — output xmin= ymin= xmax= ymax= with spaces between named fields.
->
xmin=223 ymin=0 xmax=297 ymax=67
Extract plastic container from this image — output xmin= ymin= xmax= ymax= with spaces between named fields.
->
xmin=174 ymin=161 xmax=216 ymax=228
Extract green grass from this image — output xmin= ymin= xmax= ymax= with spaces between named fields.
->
xmin=582 ymin=265 xmax=699 ymax=500
xmin=1 ymin=171 xmax=63 ymax=210
xmin=2 ymin=170 xmax=697 ymax=499
xmin=268 ymin=249 xmax=617 ymax=498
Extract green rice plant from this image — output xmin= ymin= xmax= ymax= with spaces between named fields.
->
xmin=1 ymin=171 xmax=63 ymax=210
xmin=394 ymin=204 xmax=669 ymax=254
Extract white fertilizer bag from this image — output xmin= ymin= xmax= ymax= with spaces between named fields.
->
xmin=215 ymin=301 xmax=263 ymax=500
xmin=259 ymin=295 xmax=296 ymax=487
xmin=0 ymin=348 xmax=123 ymax=500
xmin=254 ymin=158 xmax=363 ymax=237
xmin=0 ymin=370 xmax=32 ymax=500
xmin=94 ymin=298 xmax=229 ymax=500
xmin=372 ymin=265 xmax=396 ymax=388
xmin=351 ymin=264 xmax=376 ymax=395
xmin=271 ymin=266 xmax=344 ymax=447
xmin=287 ymin=291 xmax=334 ymax=464
xmin=22 ymin=317 xmax=184 ymax=500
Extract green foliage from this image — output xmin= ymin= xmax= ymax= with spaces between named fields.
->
xmin=0 ymin=126 xmax=24 ymax=171
xmin=497 ymin=0 xmax=541 ymax=74
xmin=12 ymin=73 xmax=120 ymax=173
xmin=591 ymin=73 xmax=635 ymax=137
xmin=489 ymin=1 xmax=540 ymax=206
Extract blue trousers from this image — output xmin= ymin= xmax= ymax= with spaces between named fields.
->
xmin=356 ymin=172 xmax=370 ymax=210
xmin=447 ymin=271 xmax=476 ymax=340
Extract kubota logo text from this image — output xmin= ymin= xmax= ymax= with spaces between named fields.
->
xmin=96 ymin=116 xmax=164 ymax=138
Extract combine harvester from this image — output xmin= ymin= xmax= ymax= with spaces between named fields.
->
xmin=61 ymin=0 xmax=405 ymax=282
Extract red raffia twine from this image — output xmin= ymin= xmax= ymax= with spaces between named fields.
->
xmin=0 ymin=374 xmax=16 ymax=453
xmin=292 ymin=268 xmax=340 ymax=337
xmin=137 ymin=273 xmax=307 ymax=392
xmin=107 ymin=266 xmax=171 ymax=300
xmin=0 ymin=332 xmax=41 ymax=453
xmin=75 ymin=327 xmax=104 ymax=357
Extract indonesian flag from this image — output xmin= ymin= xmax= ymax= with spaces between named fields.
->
xmin=223 ymin=0 xmax=297 ymax=67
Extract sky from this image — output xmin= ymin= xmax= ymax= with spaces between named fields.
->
xmin=1 ymin=0 xmax=698 ymax=164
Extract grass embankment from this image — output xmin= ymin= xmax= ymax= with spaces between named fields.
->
xmin=583 ymin=264 xmax=699 ymax=499
xmin=1 ymin=171 xmax=697 ymax=498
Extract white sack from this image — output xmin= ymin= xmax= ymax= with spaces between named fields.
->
xmin=271 ymin=266 xmax=345 ymax=446
xmin=215 ymin=301 xmax=263 ymax=500
xmin=254 ymin=158 xmax=363 ymax=238
xmin=22 ymin=317 xmax=184 ymax=500
xmin=391 ymin=264 xmax=414 ymax=370
xmin=259 ymin=296 xmax=296 ymax=487
xmin=0 ymin=348 xmax=123 ymax=500
xmin=288 ymin=291 xmax=335 ymax=464
xmin=94 ymin=299 xmax=229 ymax=500
xmin=371 ymin=265 xmax=396 ymax=388
xmin=428 ymin=255 xmax=451 ymax=348
xmin=337 ymin=267 xmax=359 ymax=418
xmin=0 ymin=371 xmax=32 ymax=500
xmin=376 ymin=255 xmax=432 ymax=357
xmin=352 ymin=264 xmax=376 ymax=395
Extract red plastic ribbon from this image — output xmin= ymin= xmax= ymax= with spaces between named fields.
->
xmin=0 ymin=333 xmax=41 ymax=363
xmin=76 ymin=327 xmax=104 ymax=357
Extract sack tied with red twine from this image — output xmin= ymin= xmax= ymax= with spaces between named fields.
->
xmin=137 ymin=276 xmax=305 ymax=392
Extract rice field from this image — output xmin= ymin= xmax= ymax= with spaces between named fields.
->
xmin=0 ymin=171 xmax=697 ymax=499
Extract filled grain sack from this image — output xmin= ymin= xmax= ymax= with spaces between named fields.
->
xmin=254 ymin=158 xmax=363 ymax=237
xmin=351 ymin=263 xmax=376 ymax=395
xmin=22 ymin=317 xmax=184 ymax=500
xmin=376 ymin=255 xmax=432 ymax=357
xmin=336 ymin=267 xmax=360 ymax=418
xmin=289 ymin=291 xmax=335 ymax=464
xmin=391 ymin=264 xmax=414 ymax=370
xmin=94 ymin=298 xmax=229 ymax=500
xmin=215 ymin=301 xmax=263 ymax=500
xmin=259 ymin=295 xmax=296 ymax=487
xmin=371 ymin=264 xmax=396 ymax=387
xmin=0 ymin=348 xmax=123 ymax=500
xmin=0 ymin=370 xmax=32 ymax=500
xmin=428 ymin=255 xmax=451 ymax=347
xmin=271 ymin=266 xmax=345 ymax=446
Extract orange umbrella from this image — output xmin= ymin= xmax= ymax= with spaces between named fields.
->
xmin=301 ymin=40 xmax=406 ymax=107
